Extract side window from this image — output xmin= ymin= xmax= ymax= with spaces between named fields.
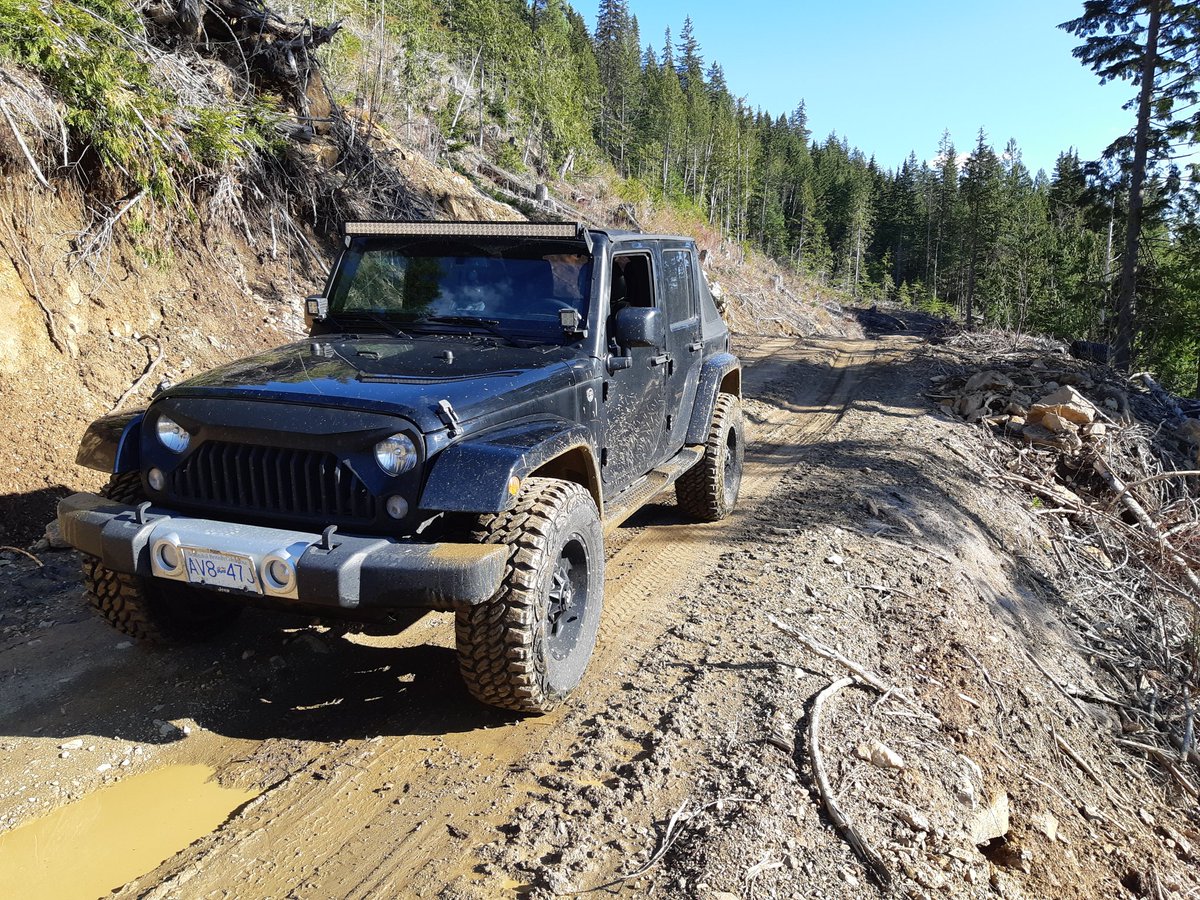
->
xmin=608 ymin=252 xmax=654 ymax=348
xmin=662 ymin=250 xmax=696 ymax=324
xmin=609 ymin=253 xmax=654 ymax=313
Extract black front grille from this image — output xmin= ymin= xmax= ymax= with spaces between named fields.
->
xmin=168 ymin=441 xmax=377 ymax=522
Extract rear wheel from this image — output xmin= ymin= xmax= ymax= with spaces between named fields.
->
xmin=455 ymin=477 xmax=604 ymax=714
xmin=676 ymin=392 xmax=744 ymax=522
xmin=81 ymin=472 xmax=242 ymax=644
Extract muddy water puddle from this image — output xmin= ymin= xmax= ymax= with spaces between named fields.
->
xmin=0 ymin=763 xmax=258 ymax=899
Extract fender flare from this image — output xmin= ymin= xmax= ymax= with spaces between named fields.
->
xmin=420 ymin=419 xmax=602 ymax=516
xmin=685 ymin=353 xmax=742 ymax=444
xmin=76 ymin=410 xmax=145 ymax=474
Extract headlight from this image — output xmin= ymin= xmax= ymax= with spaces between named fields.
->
xmin=156 ymin=415 xmax=190 ymax=453
xmin=374 ymin=433 xmax=417 ymax=476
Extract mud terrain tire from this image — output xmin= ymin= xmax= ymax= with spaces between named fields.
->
xmin=676 ymin=392 xmax=744 ymax=522
xmin=455 ymin=477 xmax=604 ymax=714
xmin=81 ymin=472 xmax=242 ymax=643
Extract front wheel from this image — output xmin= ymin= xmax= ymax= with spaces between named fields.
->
xmin=80 ymin=472 xmax=243 ymax=644
xmin=675 ymin=392 xmax=745 ymax=522
xmin=455 ymin=477 xmax=604 ymax=714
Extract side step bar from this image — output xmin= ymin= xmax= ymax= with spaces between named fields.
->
xmin=602 ymin=446 xmax=704 ymax=533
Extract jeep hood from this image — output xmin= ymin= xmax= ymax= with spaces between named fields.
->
xmin=162 ymin=336 xmax=579 ymax=433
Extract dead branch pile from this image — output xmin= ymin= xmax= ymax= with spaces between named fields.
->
xmin=931 ymin=332 xmax=1200 ymax=798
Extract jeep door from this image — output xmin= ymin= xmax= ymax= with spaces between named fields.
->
xmin=600 ymin=250 xmax=668 ymax=490
xmin=659 ymin=244 xmax=704 ymax=454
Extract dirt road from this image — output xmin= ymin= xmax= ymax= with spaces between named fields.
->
xmin=2 ymin=333 xmax=1196 ymax=899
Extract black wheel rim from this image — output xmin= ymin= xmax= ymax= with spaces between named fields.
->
xmin=723 ymin=425 xmax=743 ymax=508
xmin=545 ymin=533 xmax=590 ymax=661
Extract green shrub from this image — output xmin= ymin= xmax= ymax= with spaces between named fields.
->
xmin=0 ymin=0 xmax=177 ymax=197
xmin=494 ymin=142 xmax=525 ymax=174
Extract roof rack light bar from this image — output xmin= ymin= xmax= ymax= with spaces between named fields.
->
xmin=343 ymin=221 xmax=585 ymax=240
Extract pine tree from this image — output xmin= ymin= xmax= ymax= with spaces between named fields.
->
xmin=1062 ymin=0 xmax=1200 ymax=370
xmin=931 ymin=130 xmax=961 ymax=305
xmin=961 ymin=129 xmax=1003 ymax=327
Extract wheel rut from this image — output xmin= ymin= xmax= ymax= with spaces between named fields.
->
xmin=113 ymin=337 xmax=878 ymax=899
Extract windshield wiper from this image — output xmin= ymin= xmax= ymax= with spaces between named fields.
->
xmin=413 ymin=315 xmax=509 ymax=340
xmin=328 ymin=310 xmax=409 ymax=338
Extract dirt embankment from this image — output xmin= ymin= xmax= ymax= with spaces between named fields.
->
xmin=0 ymin=182 xmax=316 ymax=544
xmin=1 ymin=331 xmax=1197 ymax=899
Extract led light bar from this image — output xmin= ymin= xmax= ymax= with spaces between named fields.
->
xmin=343 ymin=220 xmax=584 ymax=239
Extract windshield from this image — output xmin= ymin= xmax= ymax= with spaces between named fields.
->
xmin=326 ymin=238 xmax=592 ymax=344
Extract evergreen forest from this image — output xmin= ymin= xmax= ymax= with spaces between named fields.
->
xmin=376 ymin=0 xmax=1199 ymax=393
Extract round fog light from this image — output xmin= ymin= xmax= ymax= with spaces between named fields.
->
xmin=156 ymin=541 xmax=181 ymax=573
xmin=147 ymin=468 xmax=165 ymax=491
xmin=385 ymin=495 xmax=409 ymax=519
xmin=265 ymin=558 xmax=294 ymax=590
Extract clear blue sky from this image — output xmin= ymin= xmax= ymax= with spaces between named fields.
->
xmin=581 ymin=0 xmax=1135 ymax=176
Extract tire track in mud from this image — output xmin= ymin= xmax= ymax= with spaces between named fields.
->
xmin=115 ymin=337 xmax=876 ymax=899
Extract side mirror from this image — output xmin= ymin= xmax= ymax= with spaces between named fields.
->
xmin=305 ymin=295 xmax=328 ymax=320
xmin=613 ymin=307 xmax=662 ymax=349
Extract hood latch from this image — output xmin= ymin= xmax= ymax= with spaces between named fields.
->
xmin=437 ymin=399 xmax=461 ymax=436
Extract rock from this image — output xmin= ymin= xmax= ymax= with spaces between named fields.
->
xmin=43 ymin=520 xmax=69 ymax=550
xmin=59 ymin=739 xmax=83 ymax=751
xmin=1021 ymin=423 xmax=1056 ymax=444
xmin=1158 ymin=824 xmax=1194 ymax=860
xmin=1081 ymin=804 xmax=1106 ymax=823
xmin=971 ymin=791 xmax=1010 ymax=845
xmin=96 ymin=763 xmax=112 ymax=773
xmin=956 ymin=392 xmax=987 ymax=418
xmin=954 ymin=776 xmax=976 ymax=806
xmin=1040 ymin=412 xmax=1074 ymax=434
xmin=896 ymin=808 xmax=932 ymax=833
xmin=1029 ymin=385 xmax=1097 ymax=426
xmin=154 ymin=719 xmax=187 ymax=738
xmin=1031 ymin=811 xmax=1058 ymax=842
xmin=965 ymin=370 xmax=1015 ymax=393
xmin=1022 ymin=422 xmax=1083 ymax=453
xmin=1082 ymin=422 xmax=1107 ymax=439
xmin=865 ymin=740 xmax=904 ymax=769
xmin=824 ymin=554 xmax=844 ymax=567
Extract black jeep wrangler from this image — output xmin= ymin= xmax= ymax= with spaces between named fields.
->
xmin=58 ymin=221 xmax=743 ymax=713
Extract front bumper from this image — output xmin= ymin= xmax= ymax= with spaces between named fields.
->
xmin=57 ymin=492 xmax=507 ymax=611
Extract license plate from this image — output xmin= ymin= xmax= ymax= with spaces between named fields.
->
xmin=182 ymin=547 xmax=262 ymax=594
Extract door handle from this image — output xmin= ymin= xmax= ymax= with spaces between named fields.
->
xmin=650 ymin=354 xmax=671 ymax=367
xmin=688 ymin=341 xmax=703 ymax=352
